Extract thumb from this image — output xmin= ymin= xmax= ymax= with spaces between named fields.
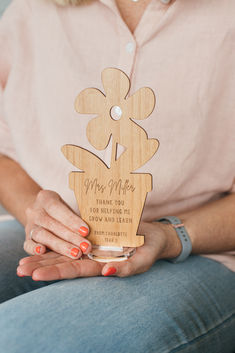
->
xmin=102 ymin=251 xmax=152 ymax=278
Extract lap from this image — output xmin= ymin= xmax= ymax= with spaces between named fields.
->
xmin=0 ymin=247 xmax=234 ymax=353
xmin=0 ymin=219 xmax=53 ymax=303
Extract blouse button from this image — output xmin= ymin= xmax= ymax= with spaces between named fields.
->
xmin=160 ymin=0 xmax=171 ymax=4
xmin=126 ymin=42 xmax=135 ymax=53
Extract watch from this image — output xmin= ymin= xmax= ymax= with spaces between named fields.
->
xmin=156 ymin=216 xmax=192 ymax=263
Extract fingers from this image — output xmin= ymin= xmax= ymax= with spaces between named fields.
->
xmin=29 ymin=226 xmax=85 ymax=259
xmin=102 ymin=257 xmax=147 ymax=278
xmin=27 ymin=210 xmax=92 ymax=255
xmin=32 ymin=259 xmax=103 ymax=281
xmin=19 ymin=220 xmax=168 ymax=280
xmin=17 ymin=255 xmax=104 ymax=281
xmin=19 ymin=251 xmax=60 ymax=265
xmin=17 ymin=254 xmax=73 ymax=277
xmin=36 ymin=190 xmax=89 ymax=236
xmin=25 ymin=190 xmax=91 ymax=258
xmin=23 ymin=239 xmax=47 ymax=256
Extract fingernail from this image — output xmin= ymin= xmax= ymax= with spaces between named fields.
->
xmin=79 ymin=226 xmax=89 ymax=237
xmin=80 ymin=242 xmax=89 ymax=253
xmin=103 ymin=267 xmax=116 ymax=277
xmin=16 ymin=267 xmax=24 ymax=277
xmin=17 ymin=273 xmax=25 ymax=277
xmin=35 ymin=246 xmax=41 ymax=254
xmin=70 ymin=247 xmax=80 ymax=257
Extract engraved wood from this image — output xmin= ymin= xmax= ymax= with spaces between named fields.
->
xmin=62 ymin=68 xmax=159 ymax=250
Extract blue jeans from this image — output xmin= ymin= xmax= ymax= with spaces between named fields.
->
xmin=0 ymin=219 xmax=234 ymax=353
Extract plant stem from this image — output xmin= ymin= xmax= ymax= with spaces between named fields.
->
xmin=110 ymin=136 xmax=117 ymax=170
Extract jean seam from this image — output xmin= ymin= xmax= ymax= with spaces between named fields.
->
xmin=169 ymin=313 xmax=235 ymax=353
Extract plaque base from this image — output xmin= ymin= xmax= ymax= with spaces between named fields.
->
xmin=87 ymin=245 xmax=136 ymax=263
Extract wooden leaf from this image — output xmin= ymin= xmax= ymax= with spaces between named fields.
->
xmin=116 ymin=138 xmax=159 ymax=172
xmin=61 ymin=144 xmax=108 ymax=172
xmin=113 ymin=120 xmax=159 ymax=172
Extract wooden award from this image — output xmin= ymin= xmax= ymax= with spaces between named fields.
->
xmin=62 ymin=68 xmax=159 ymax=262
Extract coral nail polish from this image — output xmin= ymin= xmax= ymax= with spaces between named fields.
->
xmin=35 ymin=246 xmax=41 ymax=254
xmin=17 ymin=273 xmax=25 ymax=277
xmin=80 ymin=242 xmax=89 ymax=253
xmin=103 ymin=267 xmax=117 ymax=276
xmin=70 ymin=248 xmax=79 ymax=257
xmin=79 ymin=226 xmax=89 ymax=237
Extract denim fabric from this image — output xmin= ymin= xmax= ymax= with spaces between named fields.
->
xmin=0 ymin=219 xmax=56 ymax=303
xmin=0 ymin=219 xmax=235 ymax=353
xmin=0 ymin=0 xmax=11 ymax=17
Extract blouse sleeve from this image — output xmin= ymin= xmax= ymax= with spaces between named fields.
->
xmin=0 ymin=0 xmax=30 ymax=161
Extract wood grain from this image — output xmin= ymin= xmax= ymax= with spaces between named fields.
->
xmin=62 ymin=68 xmax=159 ymax=249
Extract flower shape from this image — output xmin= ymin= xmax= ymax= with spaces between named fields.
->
xmin=75 ymin=67 xmax=159 ymax=172
xmin=75 ymin=67 xmax=155 ymax=148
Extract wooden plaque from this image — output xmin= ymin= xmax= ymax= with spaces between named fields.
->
xmin=62 ymin=68 xmax=159 ymax=249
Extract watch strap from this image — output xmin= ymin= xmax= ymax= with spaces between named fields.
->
xmin=157 ymin=216 xmax=192 ymax=263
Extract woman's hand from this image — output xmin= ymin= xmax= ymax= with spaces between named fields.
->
xmin=17 ymin=251 xmax=103 ymax=280
xmin=101 ymin=221 xmax=182 ymax=277
xmin=24 ymin=190 xmax=92 ymax=260
xmin=17 ymin=221 xmax=181 ymax=280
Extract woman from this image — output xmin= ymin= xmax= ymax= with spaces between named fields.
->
xmin=0 ymin=0 xmax=234 ymax=352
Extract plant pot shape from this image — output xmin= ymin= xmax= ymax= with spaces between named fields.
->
xmin=62 ymin=67 xmax=160 ymax=262
xmin=69 ymin=170 xmax=152 ymax=248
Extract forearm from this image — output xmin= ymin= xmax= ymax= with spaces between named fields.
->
xmin=0 ymin=155 xmax=41 ymax=226
xmin=162 ymin=193 xmax=235 ymax=259
xmin=179 ymin=193 xmax=235 ymax=254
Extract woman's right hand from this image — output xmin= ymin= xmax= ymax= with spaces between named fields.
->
xmin=24 ymin=190 xmax=91 ymax=260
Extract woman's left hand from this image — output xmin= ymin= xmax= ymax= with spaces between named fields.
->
xmin=17 ymin=221 xmax=181 ymax=280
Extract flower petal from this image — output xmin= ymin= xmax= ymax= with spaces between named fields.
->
xmin=101 ymin=68 xmax=130 ymax=102
xmin=125 ymin=87 xmax=155 ymax=120
xmin=87 ymin=116 xmax=112 ymax=150
xmin=75 ymin=88 xmax=105 ymax=114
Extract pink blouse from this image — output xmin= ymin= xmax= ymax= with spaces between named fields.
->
xmin=0 ymin=0 xmax=235 ymax=270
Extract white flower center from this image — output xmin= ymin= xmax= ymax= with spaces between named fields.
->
xmin=110 ymin=106 xmax=122 ymax=120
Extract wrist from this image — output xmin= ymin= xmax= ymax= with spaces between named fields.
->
xmin=156 ymin=222 xmax=182 ymax=260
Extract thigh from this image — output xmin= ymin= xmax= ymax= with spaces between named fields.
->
xmin=0 ymin=219 xmax=51 ymax=303
xmin=0 ymin=255 xmax=234 ymax=353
